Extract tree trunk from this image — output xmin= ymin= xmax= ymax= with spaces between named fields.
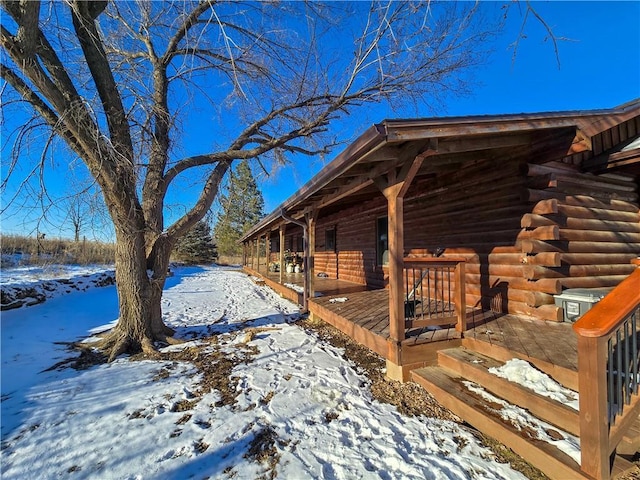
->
xmin=99 ymin=225 xmax=179 ymax=360
xmin=103 ymin=227 xmax=156 ymax=360
xmin=147 ymin=234 xmax=175 ymax=339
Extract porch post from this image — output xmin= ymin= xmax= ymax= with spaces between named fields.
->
xmin=265 ymin=232 xmax=271 ymax=273
xmin=377 ymin=154 xmax=426 ymax=381
xmin=251 ymin=239 xmax=256 ymax=270
xmin=305 ymin=210 xmax=318 ymax=304
xmin=577 ymin=335 xmax=610 ymax=480
xmin=255 ymin=236 xmax=260 ymax=273
xmin=384 ymin=187 xmax=406 ymax=343
xmin=279 ymin=223 xmax=285 ymax=284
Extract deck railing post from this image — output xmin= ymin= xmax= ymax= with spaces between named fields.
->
xmin=454 ymin=261 xmax=466 ymax=332
xmin=577 ymin=334 xmax=610 ymax=480
xmin=387 ymin=192 xmax=405 ymax=343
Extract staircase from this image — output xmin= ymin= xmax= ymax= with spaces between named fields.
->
xmin=411 ymin=345 xmax=639 ymax=480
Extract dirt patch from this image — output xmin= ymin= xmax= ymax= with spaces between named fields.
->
xmin=43 ymin=344 xmax=107 ymax=372
xmin=244 ymin=424 xmax=281 ymax=480
xmin=297 ymin=316 xmax=458 ymax=421
xmin=132 ymin=337 xmax=260 ymax=411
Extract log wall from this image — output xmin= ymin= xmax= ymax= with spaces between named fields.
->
xmin=263 ymin=123 xmax=640 ymax=323
xmin=402 ymin=157 xmax=540 ymax=317
xmin=315 ymin=197 xmax=387 ymax=288
xmin=524 ymin=163 xmax=639 ymax=299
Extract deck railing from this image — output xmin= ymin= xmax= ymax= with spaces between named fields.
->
xmin=402 ymin=257 xmax=466 ymax=333
xmin=573 ymin=265 xmax=640 ymax=480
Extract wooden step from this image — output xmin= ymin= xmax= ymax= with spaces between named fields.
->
xmin=617 ymin=414 xmax=640 ymax=456
xmin=437 ymin=347 xmax=580 ymax=436
xmin=612 ymin=455 xmax=638 ymax=480
xmin=462 ymin=336 xmax=579 ymax=391
xmin=411 ymin=365 xmax=587 ymax=479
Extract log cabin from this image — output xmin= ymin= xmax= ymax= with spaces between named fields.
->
xmin=241 ymin=100 xmax=640 ymax=479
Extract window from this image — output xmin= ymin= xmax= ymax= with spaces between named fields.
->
xmin=325 ymin=228 xmax=336 ymax=252
xmin=295 ymin=235 xmax=304 ymax=252
xmin=376 ymin=216 xmax=388 ymax=266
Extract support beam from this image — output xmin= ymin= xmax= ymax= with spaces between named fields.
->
xmin=305 ymin=210 xmax=318 ymax=303
xmin=265 ymin=233 xmax=271 ymax=272
xmin=377 ymin=155 xmax=426 ymax=347
xmin=255 ymin=236 xmax=261 ymax=273
xmin=279 ymin=224 xmax=285 ymax=284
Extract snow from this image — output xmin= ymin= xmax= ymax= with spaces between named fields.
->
xmin=0 ymin=264 xmax=565 ymax=479
xmin=463 ymin=382 xmax=581 ymax=465
xmin=328 ymin=297 xmax=349 ymax=303
xmin=284 ymin=282 xmax=304 ymax=293
xmin=488 ymin=358 xmax=580 ymax=410
xmin=0 ymin=262 xmax=114 ymax=286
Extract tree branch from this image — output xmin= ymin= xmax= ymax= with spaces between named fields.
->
xmin=70 ymin=0 xmax=133 ymax=159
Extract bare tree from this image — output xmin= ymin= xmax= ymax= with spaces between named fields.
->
xmin=1 ymin=0 xmax=496 ymax=359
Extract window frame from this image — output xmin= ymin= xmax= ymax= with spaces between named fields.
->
xmin=376 ymin=216 xmax=388 ymax=266
xmin=325 ymin=227 xmax=336 ymax=252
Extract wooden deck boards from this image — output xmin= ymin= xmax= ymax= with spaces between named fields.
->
xmin=249 ymin=268 xmax=580 ymax=374
xmin=466 ymin=313 xmax=578 ymax=372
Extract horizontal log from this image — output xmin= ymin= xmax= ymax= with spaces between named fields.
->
xmin=558 ymin=229 xmax=640 ymax=243
xmin=554 ymin=173 xmax=638 ymax=193
xmin=560 ymin=253 xmax=640 ymax=265
xmin=510 ymin=302 xmax=563 ymax=322
xmin=521 ymin=214 xmax=557 ymax=228
xmin=405 ymin=203 xmax=528 ymax=230
xmin=528 ymin=171 xmax=636 ymax=195
xmin=557 ymin=204 xmax=640 ymax=222
xmin=524 ymin=252 xmax=561 ymax=266
xmin=527 ymin=162 xmax=581 ymax=177
xmin=410 ymin=216 xmax=525 ymax=237
xmin=532 ymin=198 xmax=559 ymax=215
xmin=521 ymin=214 xmax=640 ymax=233
xmin=526 ymin=190 xmax=640 ymax=212
xmin=525 ymin=189 xmax=565 ymax=203
xmin=407 ymin=189 xmax=523 ymax=220
xmin=469 ymin=290 xmax=562 ymax=320
xmin=559 ymin=275 xmax=629 ymax=289
xmin=464 ymin=263 xmax=525 ymax=277
xmin=466 ymin=284 xmax=554 ymax=307
xmin=407 ymin=245 xmax=523 ymax=256
xmin=465 ymin=273 xmax=561 ymax=294
xmin=517 ymin=225 xmax=559 ymax=240
xmin=521 ymin=239 xmax=640 ymax=254
xmin=440 ymin=252 xmax=530 ymax=265
xmin=555 ymin=182 xmax=638 ymax=203
xmin=563 ymin=195 xmax=639 ymax=213
xmin=524 ymin=264 xmax=636 ymax=280
xmin=527 ymin=173 xmax=556 ymax=190
xmin=416 ymin=229 xmax=525 ymax=246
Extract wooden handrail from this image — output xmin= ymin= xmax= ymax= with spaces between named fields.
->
xmin=572 ymin=268 xmax=640 ymax=338
xmin=403 ymin=256 xmax=466 ymax=266
xmin=573 ymin=264 xmax=640 ymax=479
xmin=402 ymin=257 xmax=466 ymax=332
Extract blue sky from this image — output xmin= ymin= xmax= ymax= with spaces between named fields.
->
xmin=258 ymin=1 xmax=640 ymax=212
xmin=1 ymin=1 xmax=639 ymax=240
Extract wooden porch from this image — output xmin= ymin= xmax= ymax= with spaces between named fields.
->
xmin=246 ymin=264 xmax=579 ymax=380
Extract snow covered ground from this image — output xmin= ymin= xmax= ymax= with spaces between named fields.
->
xmin=1 ymin=264 xmax=553 ymax=479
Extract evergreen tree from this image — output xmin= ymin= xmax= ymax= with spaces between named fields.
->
xmin=174 ymin=221 xmax=218 ymax=265
xmin=214 ymin=161 xmax=264 ymax=257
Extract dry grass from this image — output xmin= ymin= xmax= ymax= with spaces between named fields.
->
xmin=1 ymin=234 xmax=115 ymax=266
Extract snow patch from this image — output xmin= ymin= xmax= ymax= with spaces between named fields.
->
xmin=488 ymin=358 xmax=579 ymax=410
